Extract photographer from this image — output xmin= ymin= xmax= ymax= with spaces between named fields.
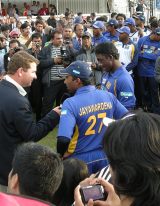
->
xmin=28 ymin=32 xmax=42 ymax=58
xmin=4 ymin=39 xmax=22 ymax=72
xmin=27 ymin=32 xmax=43 ymax=121
xmin=39 ymin=30 xmax=74 ymax=116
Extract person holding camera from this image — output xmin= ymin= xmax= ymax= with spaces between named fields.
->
xmin=39 ymin=30 xmax=68 ymax=116
xmin=74 ymin=112 xmax=160 ymax=206
xmin=4 ymin=39 xmax=22 ymax=72
xmin=27 ymin=32 xmax=43 ymax=121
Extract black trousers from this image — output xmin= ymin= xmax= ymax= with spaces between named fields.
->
xmin=28 ymin=78 xmax=42 ymax=121
xmin=139 ymin=76 xmax=160 ymax=114
xmin=41 ymin=80 xmax=66 ymax=117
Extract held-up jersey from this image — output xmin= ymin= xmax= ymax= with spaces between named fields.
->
xmin=101 ymin=66 xmax=136 ymax=109
xmin=137 ymin=35 xmax=160 ymax=77
xmin=58 ymin=85 xmax=128 ymax=156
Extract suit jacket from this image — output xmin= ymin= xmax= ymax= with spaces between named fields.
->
xmin=0 ymin=79 xmax=60 ymax=185
xmin=72 ymin=36 xmax=82 ymax=51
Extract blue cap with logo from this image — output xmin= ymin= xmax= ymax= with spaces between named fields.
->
xmin=117 ymin=26 xmax=130 ymax=35
xmin=65 ymin=60 xmax=93 ymax=79
xmin=137 ymin=15 xmax=145 ymax=22
xmin=125 ymin=18 xmax=135 ymax=26
xmin=155 ymin=27 xmax=160 ymax=35
xmin=133 ymin=14 xmax=145 ymax=23
xmin=107 ymin=19 xmax=118 ymax=26
xmin=92 ymin=21 xmax=105 ymax=29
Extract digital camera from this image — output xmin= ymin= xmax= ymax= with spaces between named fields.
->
xmin=80 ymin=184 xmax=107 ymax=204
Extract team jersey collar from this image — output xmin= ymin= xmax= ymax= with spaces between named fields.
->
xmin=75 ymin=85 xmax=96 ymax=95
xmin=92 ymin=34 xmax=103 ymax=40
xmin=109 ymin=66 xmax=124 ymax=78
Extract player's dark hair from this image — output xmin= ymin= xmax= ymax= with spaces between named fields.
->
xmin=80 ymin=78 xmax=92 ymax=86
xmin=72 ymin=76 xmax=92 ymax=86
xmin=103 ymin=112 xmax=160 ymax=206
xmin=95 ymin=42 xmax=119 ymax=60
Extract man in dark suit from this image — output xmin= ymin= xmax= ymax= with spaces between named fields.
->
xmin=0 ymin=51 xmax=60 ymax=192
xmin=72 ymin=23 xmax=84 ymax=51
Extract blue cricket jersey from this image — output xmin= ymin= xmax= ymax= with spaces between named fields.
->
xmin=58 ymin=85 xmax=128 ymax=155
xmin=103 ymin=31 xmax=119 ymax=42
xmin=101 ymin=66 xmax=136 ymax=109
xmin=137 ymin=35 xmax=160 ymax=77
xmin=92 ymin=35 xmax=108 ymax=46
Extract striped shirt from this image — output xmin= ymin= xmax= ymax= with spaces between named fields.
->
xmin=50 ymin=46 xmax=67 ymax=80
xmin=95 ymin=165 xmax=112 ymax=183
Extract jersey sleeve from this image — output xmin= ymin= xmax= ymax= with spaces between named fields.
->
xmin=109 ymin=93 xmax=128 ymax=119
xmin=116 ymin=78 xmax=135 ymax=109
xmin=58 ymin=99 xmax=76 ymax=139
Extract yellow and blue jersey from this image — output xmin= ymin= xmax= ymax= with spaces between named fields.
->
xmin=58 ymin=85 xmax=127 ymax=156
xmin=101 ymin=66 xmax=136 ymax=110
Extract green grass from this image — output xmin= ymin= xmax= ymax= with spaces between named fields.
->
xmin=38 ymin=127 xmax=58 ymax=151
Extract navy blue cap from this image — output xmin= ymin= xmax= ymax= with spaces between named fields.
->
xmin=107 ymin=19 xmax=118 ymax=26
xmin=133 ymin=14 xmax=145 ymax=23
xmin=125 ymin=18 xmax=135 ymax=26
xmin=138 ymin=15 xmax=145 ymax=22
xmin=117 ymin=26 xmax=130 ymax=35
xmin=92 ymin=21 xmax=105 ymax=29
xmin=65 ymin=60 xmax=93 ymax=79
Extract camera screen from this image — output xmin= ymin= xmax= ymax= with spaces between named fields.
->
xmin=82 ymin=185 xmax=104 ymax=202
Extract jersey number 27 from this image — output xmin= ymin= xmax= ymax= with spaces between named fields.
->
xmin=85 ymin=112 xmax=106 ymax=136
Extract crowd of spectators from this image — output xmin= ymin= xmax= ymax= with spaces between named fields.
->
xmin=0 ymin=1 xmax=160 ymax=205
